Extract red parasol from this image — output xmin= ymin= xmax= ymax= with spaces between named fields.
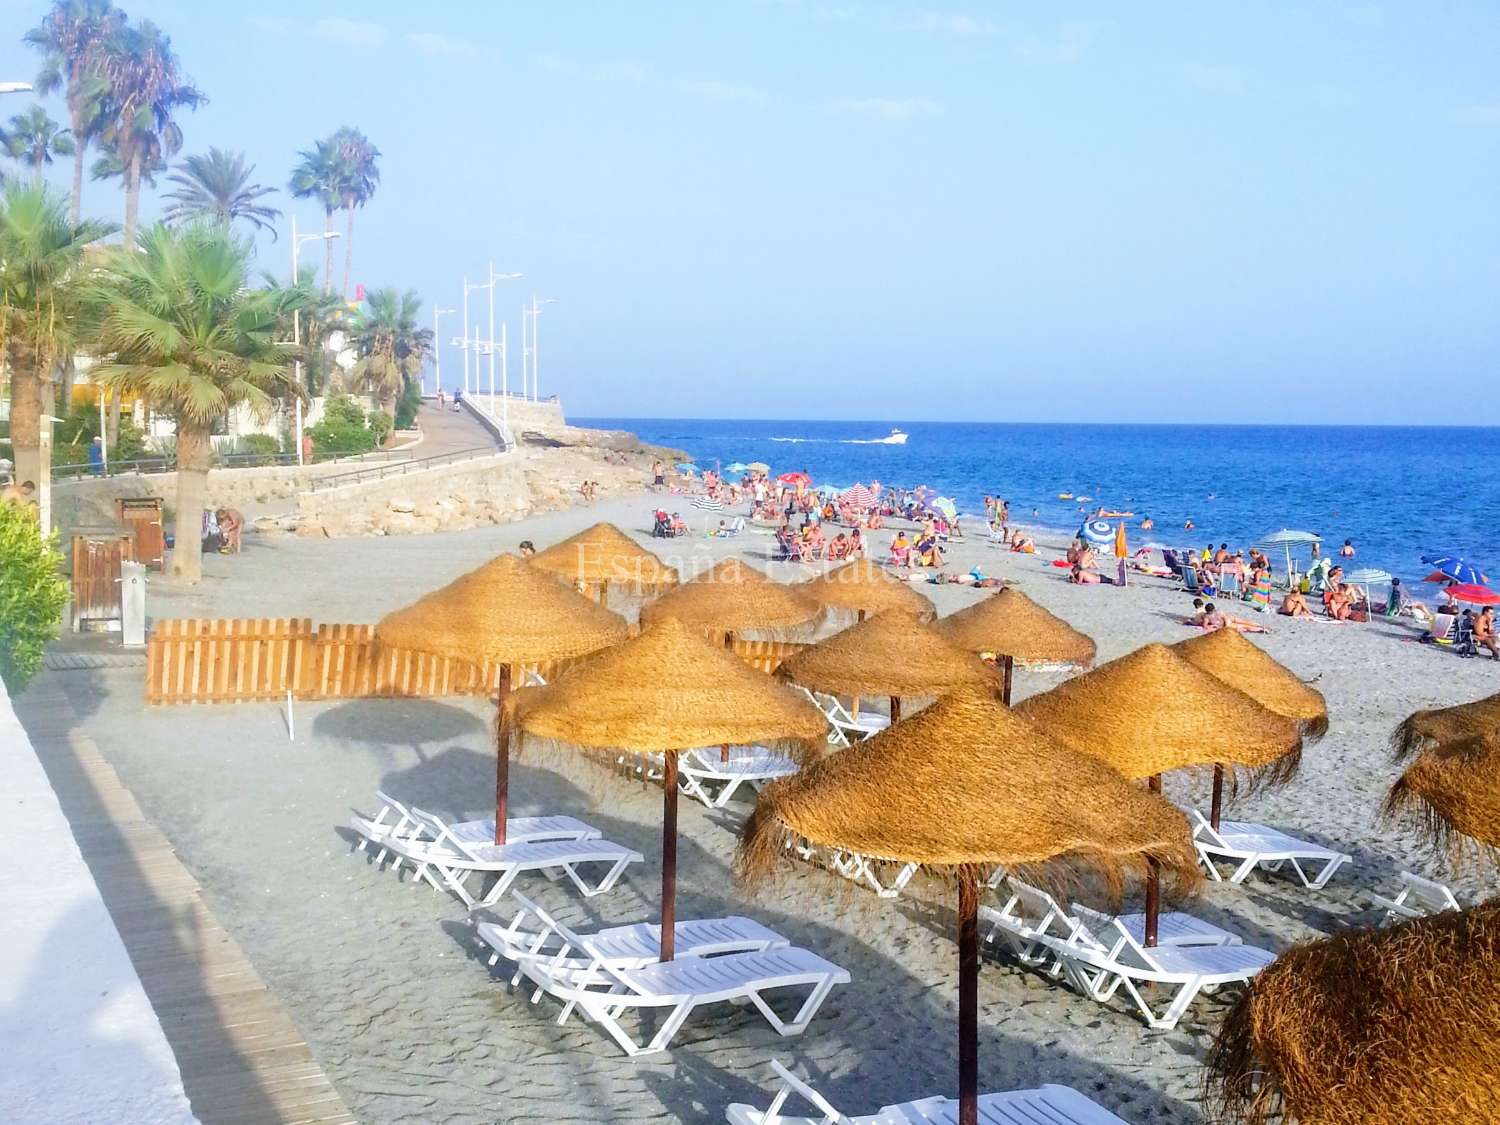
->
xmin=777 ymin=471 xmax=811 ymax=486
xmin=1447 ymin=584 xmax=1500 ymax=606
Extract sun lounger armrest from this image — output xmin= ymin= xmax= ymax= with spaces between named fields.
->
xmin=758 ymin=1060 xmax=848 ymax=1125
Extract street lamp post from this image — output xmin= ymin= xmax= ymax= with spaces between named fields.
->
xmin=525 ymin=296 xmax=559 ymax=403
xmin=291 ymin=215 xmax=340 ymax=465
xmin=431 ymin=307 xmax=455 ymax=395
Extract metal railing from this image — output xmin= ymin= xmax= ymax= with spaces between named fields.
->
xmin=306 ymin=446 xmax=498 ymax=492
xmin=52 ymin=446 xmax=413 ymax=481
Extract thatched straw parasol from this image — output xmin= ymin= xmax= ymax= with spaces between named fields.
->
xmin=1205 ymin=901 xmax=1500 ymax=1125
xmin=775 ymin=609 xmax=993 ymax=723
xmin=511 ymin=618 xmax=825 ymax=961
xmin=1385 ymin=731 xmax=1500 ymax=863
xmin=797 ymin=559 xmax=935 ymax=623
xmin=1390 ymin=689 xmax=1500 ymax=759
xmin=638 ymin=557 xmax=819 ymax=645
xmin=528 ymin=522 xmax=679 ymax=604
xmin=933 ymin=587 xmax=1096 ymax=705
xmin=1016 ymin=643 xmax=1302 ymax=945
xmin=375 ymin=554 xmax=629 ymax=844
xmin=1173 ymin=628 xmax=1328 ymax=829
xmin=741 ymin=689 xmax=1200 ymax=1125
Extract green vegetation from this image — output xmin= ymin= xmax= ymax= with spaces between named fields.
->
xmin=308 ymin=393 xmax=387 ymax=456
xmin=350 ymin=288 xmax=432 ymax=417
xmin=394 ymin=379 xmax=422 ymax=430
xmin=163 ymin=147 xmax=280 ymax=236
xmin=52 ymin=397 xmax=145 ymax=464
xmin=0 ymin=502 xmax=68 ymax=693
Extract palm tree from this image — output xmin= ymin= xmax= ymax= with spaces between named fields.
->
xmin=348 ymin=288 xmax=432 ymax=416
xmin=92 ymin=17 xmax=203 ymax=447
xmin=86 ymin=223 xmax=295 ymax=583
xmin=288 ymin=139 xmax=340 ymax=294
xmin=94 ymin=18 xmax=204 ymax=248
xmin=329 ymin=126 xmax=379 ymax=301
xmin=0 ymin=182 xmax=114 ymax=495
xmin=25 ymin=0 xmax=122 ymax=224
xmin=3 ymin=106 xmax=75 ymax=185
xmin=90 ymin=144 xmax=165 ymax=188
xmin=262 ymin=266 xmax=345 ymax=395
xmin=163 ymin=147 xmax=280 ymax=238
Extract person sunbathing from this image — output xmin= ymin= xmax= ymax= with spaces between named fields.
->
xmin=1279 ymin=590 xmax=1312 ymax=618
xmin=828 ymin=532 xmax=849 ymax=561
xmin=1185 ymin=597 xmax=1208 ymax=625
xmin=1070 ymin=563 xmax=1102 ymax=585
xmin=888 ymin=532 xmax=913 ymax=567
xmin=916 ymin=533 xmax=944 ymax=568
xmin=1325 ymin=582 xmax=1354 ymax=621
xmin=670 ymin=513 xmax=687 ymax=537
xmin=848 ymin=528 xmax=866 ymax=558
xmin=1475 ymin=607 xmax=1500 ymax=660
xmin=1010 ymin=531 xmax=1035 ymax=553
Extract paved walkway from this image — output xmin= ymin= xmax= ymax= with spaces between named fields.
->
xmin=412 ymin=400 xmax=500 ymax=457
xmin=10 ymin=675 xmax=355 ymax=1125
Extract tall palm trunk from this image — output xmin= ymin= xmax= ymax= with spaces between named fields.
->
xmin=7 ymin=345 xmax=44 ymax=491
xmin=342 ymin=200 xmax=355 ymax=302
xmin=171 ymin=421 xmax=212 ymax=583
xmin=67 ymin=101 xmax=85 ymax=226
xmin=322 ymin=208 xmax=334 ymax=296
xmin=108 ymin=149 xmax=145 ymax=450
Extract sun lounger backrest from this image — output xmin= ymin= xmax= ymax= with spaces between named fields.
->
xmin=408 ymin=807 xmax=486 ymax=863
xmin=1005 ymin=879 xmax=1076 ymax=941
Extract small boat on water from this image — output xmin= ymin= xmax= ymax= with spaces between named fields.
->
xmin=1058 ymin=492 xmax=1074 ymax=500
xmin=878 ymin=428 xmax=908 ymax=445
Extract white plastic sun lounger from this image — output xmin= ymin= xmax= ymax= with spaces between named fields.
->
xmin=377 ymin=830 xmax=642 ymax=910
xmin=725 ymin=1060 xmax=1133 ymax=1125
xmin=1370 ymin=870 xmax=1462 ymax=924
xmin=349 ymin=795 xmax=600 ymax=871
xmin=796 ymin=687 xmax=891 ymax=746
xmin=677 ymin=746 xmax=801 ymax=808
xmin=824 ymin=847 xmax=919 ymax=899
xmin=477 ymin=890 xmax=790 ymax=990
xmin=1038 ymin=913 xmax=1274 ymax=1031
xmin=518 ymin=945 xmax=850 ymax=1055
xmin=1189 ymin=809 xmax=1351 ymax=890
xmin=981 ymin=879 xmax=1241 ymax=969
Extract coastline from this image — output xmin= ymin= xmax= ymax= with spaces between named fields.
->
xmin=25 ymin=486 xmax=1498 ymax=1123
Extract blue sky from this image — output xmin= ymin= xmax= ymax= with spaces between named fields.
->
xmin=4 ymin=1 xmax=1499 ymax=423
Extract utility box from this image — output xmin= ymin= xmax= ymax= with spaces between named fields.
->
xmin=117 ymin=497 xmax=165 ymax=571
xmin=120 ymin=561 xmax=146 ymax=647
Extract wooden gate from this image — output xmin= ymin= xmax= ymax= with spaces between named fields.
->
xmin=71 ymin=533 xmax=135 ymax=631
xmin=117 ymin=497 xmax=166 ymax=571
xmin=145 ymin=618 xmax=313 ymax=704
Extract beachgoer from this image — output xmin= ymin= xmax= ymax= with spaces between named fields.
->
xmin=1279 ymin=590 xmax=1312 ymax=618
xmin=652 ymin=460 xmax=665 ymax=491
xmin=1140 ymin=515 xmax=1153 ymax=531
xmin=1201 ymin=601 xmax=1227 ymax=630
xmin=1214 ymin=543 xmax=1230 ymax=564
xmin=0 ymin=480 xmax=36 ymax=507
xmin=1070 ymin=563 xmax=1102 ymax=585
xmin=1184 ymin=518 xmax=1194 ymax=530
xmin=88 ymin=435 xmax=104 ymax=476
xmin=215 ymin=507 xmax=244 ymax=554
xmin=670 ymin=512 xmax=686 ymax=537
xmin=1186 ymin=597 xmax=1207 ymax=625
xmin=849 ymin=528 xmax=866 ymax=558
xmin=1476 ymin=607 xmax=1500 ymax=660
xmin=889 ymin=531 xmax=913 ymax=567
xmin=302 ymin=432 xmax=315 ymax=464
xmin=519 ymin=539 xmax=536 ymax=557
xmin=1340 ymin=539 xmax=1355 ymax=558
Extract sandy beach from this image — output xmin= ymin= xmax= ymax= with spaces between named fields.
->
xmin=36 ymin=492 xmax=1498 ymax=1124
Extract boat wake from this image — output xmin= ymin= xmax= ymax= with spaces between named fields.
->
xmin=770 ymin=428 xmax=908 ymax=446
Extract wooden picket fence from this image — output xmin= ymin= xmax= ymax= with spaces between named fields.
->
xmin=145 ymin=617 xmax=804 ymax=705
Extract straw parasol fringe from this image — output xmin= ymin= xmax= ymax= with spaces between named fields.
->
xmin=774 ymin=610 xmax=995 ymax=701
xmin=1015 ymin=643 xmax=1304 ymax=784
xmin=1383 ymin=734 xmax=1500 ymax=863
xmin=934 ymin=587 xmax=1096 ymax=668
xmin=529 ymin=522 xmax=679 ymax=591
xmin=1390 ymin=690 xmax=1500 ymax=762
xmin=1204 ymin=901 xmax=1500 ymax=1125
xmin=639 ymin=557 xmax=819 ymax=636
xmin=797 ymin=559 xmax=936 ymax=622
xmin=737 ymin=691 xmax=1201 ymax=900
xmin=1173 ymin=628 xmax=1328 ymax=741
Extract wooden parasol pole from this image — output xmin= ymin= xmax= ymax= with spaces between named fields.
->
xmin=890 ymin=696 xmax=902 ymax=724
xmin=958 ymin=867 xmax=979 ymax=1125
xmin=494 ymin=663 xmax=513 ymax=845
xmin=1144 ymin=773 xmax=1162 ymax=946
xmin=598 ymin=577 xmax=610 ymax=606
xmin=1000 ymin=654 xmax=1014 ymax=707
xmin=1210 ymin=764 xmax=1225 ymax=830
xmin=661 ymin=750 xmax=679 ymax=961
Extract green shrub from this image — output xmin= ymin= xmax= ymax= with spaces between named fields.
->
xmin=322 ymin=394 xmax=368 ymax=428
xmin=0 ymin=503 xmax=67 ymax=693
xmin=393 ymin=380 xmax=422 ymax=430
xmin=369 ymin=411 xmax=393 ymax=445
xmin=228 ymin=433 xmax=283 ymax=461
xmin=308 ymin=394 xmax=378 ymax=456
xmin=53 ymin=400 xmax=147 ymax=465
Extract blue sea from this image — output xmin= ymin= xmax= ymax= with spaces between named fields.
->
xmin=576 ymin=418 xmax=1500 ymax=584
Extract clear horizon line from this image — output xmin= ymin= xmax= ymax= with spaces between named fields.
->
xmin=570 ymin=414 xmax=1500 ymax=430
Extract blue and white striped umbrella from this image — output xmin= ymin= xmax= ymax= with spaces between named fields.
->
xmin=1421 ymin=553 xmax=1489 ymax=586
xmin=690 ymin=496 xmax=723 ymax=513
xmin=1080 ymin=520 xmax=1115 ymax=546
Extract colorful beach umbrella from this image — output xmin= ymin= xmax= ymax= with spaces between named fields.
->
xmin=747 ymin=461 xmax=769 ymax=474
xmin=1080 ymin=520 xmax=1114 ymax=546
xmin=1446 ymin=583 xmax=1500 ymax=606
xmin=931 ymin=497 xmax=958 ymax=521
xmin=841 ymin=483 xmax=877 ymax=510
xmin=1257 ymin=529 xmax=1322 ymax=581
xmin=725 ymin=462 xmax=750 ymax=473
xmin=1113 ymin=521 xmax=1129 ymax=559
xmin=1422 ymin=553 xmax=1489 ymax=586
xmin=777 ymin=471 xmax=811 ymax=486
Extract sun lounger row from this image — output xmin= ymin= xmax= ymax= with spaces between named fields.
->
xmin=982 ymin=879 xmax=1274 ymax=1030
xmin=479 ymin=892 xmax=848 ymax=1056
xmin=1188 ymin=809 xmax=1350 ymax=889
xmin=622 ymin=746 xmax=802 ymax=808
xmin=349 ymin=795 xmax=643 ymax=910
xmin=727 ymin=1060 xmax=1132 ymax=1125
xmin=796 ymin=687 xmax=891 ymax=746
